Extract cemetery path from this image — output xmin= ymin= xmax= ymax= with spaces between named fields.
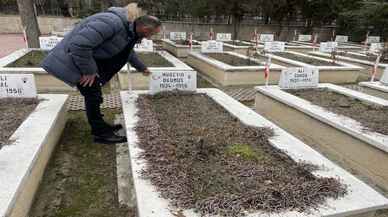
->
xmin=28 ymin=110 xmax=136 ymax=217
xmin=0 ymin=34 xmax=26 ymax=58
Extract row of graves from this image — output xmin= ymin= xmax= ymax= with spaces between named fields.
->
xmin=118 ymin=38 xmax=388 ymax=216
xmin=0 ymin=74 xmax=68 ymax=217
xmin=2 ymin=29 xmax=388 ymax=217
xmin=0 ymin=31 xmax=384 ymax=92
xmin=118 ymin=31 xmax=388 ymax=217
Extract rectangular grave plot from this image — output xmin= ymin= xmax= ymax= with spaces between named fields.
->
xmin=206 ymin=53 xmax=263 ymax=66
xmin=131 ymin=91 xmax=347 ymax=216
xmin=6 ymin=50 xmax=48 ymax=68
xmin=223 ymin=41 xmax=251 ymax=47
xmin=122 ymin=89 xmax=388 ymax=217
xmin=287 ymin=88 xmax=388 ymax=136
xmin=341 ymin=52 xmax=388 ymax=64
xmin=275 ymin=52 xmax=341 ymax=66
xmin=172 ymin=40 xmax=200 ymax=46
xmin=135 ymin=52 xmax=175 ymax=67
xmin=0 ymin=98 xmax=39 ymax=149
xmin=0 ymin=94 xmax=68 ymax=217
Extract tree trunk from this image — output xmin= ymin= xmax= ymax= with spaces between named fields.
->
xmin=232 ymin=14 xmax=241 ymax=40
xmin=16 ymin=0 xmax=41 ymax=48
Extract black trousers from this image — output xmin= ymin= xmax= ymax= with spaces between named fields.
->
xmin=77 ymin=77 xmax=112 ymax=136
xmin=78 ymin=43 xmax=131 ymax=135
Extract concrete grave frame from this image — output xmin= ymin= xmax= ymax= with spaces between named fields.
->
xmin=358 ymin=81 xmax=388 ymax=100
xmin=284 ymin=43 xmax=315 ymax=53
xmin=291 ymin=41 xmax=362 ymax=52
xmin=250 ymin=41 xmax=315 ymax=53
xmin=121 ymin=89 xmax=388 ymax=217
xmin=266 ymin=51 xmax=363 ymax=84
xmin=309 ymin=51 xmax=388 ymax=79
xmin=257 ymin=83 xmax=388 ymax=153
xmin=0 ymin=49 xmax=130 ymax=92
xmin=0 ymin=49 xmax=75 ymax=92
xmin=222 ymin=40 xmax=259 ymax=55
xmin=186 ymin=51 xmax=285 ymax=86
xmin=0 ymin=94 xmax=68 ymax=217
xmin=255 ymin=84 xmax=388 ymax=191
xmin=118 ymin=51 xmax=195 ymax=90
xmin=161 ymin=39 xmax=201 ymax=58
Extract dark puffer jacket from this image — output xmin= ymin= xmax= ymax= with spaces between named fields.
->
xmin=41 ymin=7 xmax=146 ymax=86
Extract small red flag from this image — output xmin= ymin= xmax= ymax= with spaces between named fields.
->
xmin=188 ymin=32 xmax=193 ymax=49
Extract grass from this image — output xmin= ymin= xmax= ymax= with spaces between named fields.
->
xmin=226 ymin=143 xmax=265 ymax=161
xmin=7 ymin=50 xmax=48 ymax=68
xmin=29 ymin=109 xmax=134 ymax=217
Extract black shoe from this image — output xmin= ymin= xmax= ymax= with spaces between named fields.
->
xmin=94 ymin=132 xmax=127 ymax=144
xmin=110 ymin=123 xmax=123 ymax=132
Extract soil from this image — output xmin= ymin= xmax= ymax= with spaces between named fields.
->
xmin=253 ymin=53 xmax=275 ymax=62
xmin=288 ymin=88 xmax=388 ymax=135
xmin=135 ymin=92 xmax=346 ymax=216
xmin=224 ymin=41 xmax=251 ymax=46
xmin=0 ymin=98 xmax=38 ymax=149
xmin=285 ymin=42 xmax=302 ymax=46
xmin=28 ymin=109 xmax=134 ymax=217
xmin=173 ymin=40 xmax=200 ymax=46
xmin=338 ymin=52 xmax=388 ymax=64
xmin=206 ymin=53 xmax=264 ymax=66
xmin=7 ymin=50 xmax=48 ymax=68
xmin=275 ymin=53 xmax=341 ymax=66
xmin=135 ymin=52 xmax=174 ymax=67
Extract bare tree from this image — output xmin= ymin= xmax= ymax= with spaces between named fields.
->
xmin=17 ymin=0 xmax=41 ymax=48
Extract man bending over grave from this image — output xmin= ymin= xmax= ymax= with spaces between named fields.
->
xmin=41 ymin=5 xmax=161 ymax=144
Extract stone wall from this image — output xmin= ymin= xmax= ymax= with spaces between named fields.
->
xmin=0 ymin=15 xmax=335 ymax=41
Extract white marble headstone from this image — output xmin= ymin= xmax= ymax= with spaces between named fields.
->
xmin=170 ymin=32 xmax=187 ymax=41
xmin=279 ymin=67 xmax=319 ymax=89
xmin=149 ymin=71 xmax=197 ymax=94
xmin=134 ymin=39 xmax=154 ymax=52
xmin=380 ymin=67 xmax=388 ymax=85
xmin=216 ymin=33 xmax=232 ymax=41
xmin=39 ymin=36 xmax=63 ymax=50
xmin=335 ymin=35 xmax=349 ymax=43
xmin=367 ymin=36 xmax=381 ymax=44
xmin=0 ymin=74 xmax=37 ymax=98
xmin=260 ymin=34 xmax=274 ymax=42
xmin=298 ymin=35 xmax=312 ymax=42
xmin=319 ymin=42 xmax=338 ymax=53
xmin=264 ymin=41 xmax=285 ymax=53
xmin=201 ymin=40 xmax=223 ymax=53
xmin=369 ymin=43 xmax=383 ymax=53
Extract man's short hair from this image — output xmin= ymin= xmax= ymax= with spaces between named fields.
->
xmin=135 ymin=15 xmax=161 ymax=29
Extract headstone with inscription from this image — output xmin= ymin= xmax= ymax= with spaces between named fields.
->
xmin=264 ymin=42 xmax=285 ymax=53
xmin=335 ymin=35 xmax=349 ymax=43
xmin=298 ymin=35 xmax=312 ymax=42
xmin=367 ymin=36 xmax=381 ymax=44
xmin=134 ymin=39 xmax=154 ymax=52
xmin=369 ymin=43 xmax=383 ymax=53
xmin=170 ymin=32 xmax=187 ymax=41
xmin=380 ymin=67 xmax=388 ymax=85
xmin=260 ymin=34 xmax=274 ymax=42
xmin=319 ymin=42 xmax=338 ymax=53
xmin=216 ymin=33 xmax=232 ymax=41
xmin=39 ymin=36 xmax=63 ymax=50
xmin=149 ymin=71 xmax=197 ymax=94
xmin=201 ymin=40 xmax=223 ymax=53
xmin=278 ymin=67 xmax=319 ymax=89
xmin=0 ymin=74 xmax=37 ymax=98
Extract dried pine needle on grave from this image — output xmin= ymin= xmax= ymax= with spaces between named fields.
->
xmin=135 ymin=91 xmax=347 ymax=216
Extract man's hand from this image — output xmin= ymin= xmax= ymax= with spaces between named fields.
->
xmin=142 ymin=69 xmax=151 ymax=76
xmin=79 ymin=74 xmax=97 ymax=87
